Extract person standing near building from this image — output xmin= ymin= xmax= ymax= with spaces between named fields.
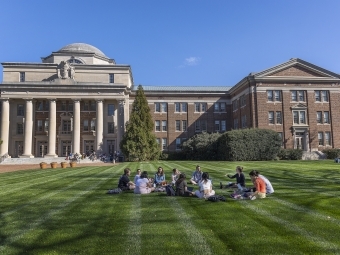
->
xmin=190 ymin=165 xmax=203 ymax=185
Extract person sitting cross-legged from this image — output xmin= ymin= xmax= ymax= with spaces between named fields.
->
xmin=189 ymin=165 xmax=202 ymax=185
xmin=118 ymin=168 xmax=135 ymax=191
xmin=193 ymin=172 xmax=215 ymax=199
xmin=135 ymin=171 xmax=155 ymax=194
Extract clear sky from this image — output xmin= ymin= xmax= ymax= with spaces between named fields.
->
xmin=1 ymin=0 xmax=339 ymax=86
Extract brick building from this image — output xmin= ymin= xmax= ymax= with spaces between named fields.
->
xmin=1 ymin=43 xmax=339 ymax=158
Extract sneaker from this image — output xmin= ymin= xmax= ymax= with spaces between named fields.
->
xmin=220 ymin=182 xmax=223 ymax=189
xmin=250 ymin=196 xmax=256 ymax=200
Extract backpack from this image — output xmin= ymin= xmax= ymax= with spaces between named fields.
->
xmin=107 ymin=188 xmax=122 ymax=195
xmin=166 ymin=184 xmax=176 ymax=196
xmin=207 ymin=195 xmax=226 ymax=202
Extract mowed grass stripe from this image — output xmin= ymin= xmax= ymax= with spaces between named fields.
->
xmin=169 ymin=197 xmax=213 ymax=255
xmin=0 ymin=166 xmax=119 ymax=252
xmin=2 ymin=165 xmax=121 ymax=218
xmin=125 ymin=195 xmax=142 ymax=255
xmin=0 ymin=166 xmax=104 ymax=195
xmin=242 ymin=201 xmax=340 ymax=253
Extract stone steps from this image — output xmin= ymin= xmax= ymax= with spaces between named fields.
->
xmin=0 ymin=157 xmax=103 ymax=165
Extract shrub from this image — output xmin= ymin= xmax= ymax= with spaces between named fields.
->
xmin=322 ymin=148 xmax=340 ymax=159
xmin=277 ymin=149 xmax=303 ymax=160
xmin=181 ymin=132 xmax=222 ymax=160
xmin=217 ymin=128 xmax=282 ymax=161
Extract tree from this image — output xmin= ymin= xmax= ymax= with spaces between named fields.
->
xmin=120 ymin=85 xmax=160 ymax=161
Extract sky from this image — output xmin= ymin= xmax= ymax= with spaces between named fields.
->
xmin=1 ymin=0 xmax=340 ymax=86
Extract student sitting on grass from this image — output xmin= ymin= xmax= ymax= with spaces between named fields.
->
xmin=220 ymin=166 xmax=245 ymax=189
xmin=247 ymin=170 xmax=274 ymax=194
xmin=135 ymin=171 xmax=155 ymax=194
xmin=175 ymin=173 xmax=189 ymax=196
xmin=248 ymin=170 xmax=266 ymax=200
xmin=171 ymin=168 xmax=181 ymax=185
xmin=134 ymin=169 xmax=141 ymax=184
xmin=193 ymin=172 xmax=215 ymax=199
xmin=190 ymin=165 xmax=203 ymax=185
xmin=118 ymin=168 xmax=135 ymax=191
xmin=154 ymin=167 xmax=166 ymax=186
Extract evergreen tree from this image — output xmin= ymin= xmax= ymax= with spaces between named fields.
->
xmin=120 ymin=85 xmax=160 ymax=161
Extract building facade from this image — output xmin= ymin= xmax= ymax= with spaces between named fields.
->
xmin=1 ymin=43 xmax=340 ymax=158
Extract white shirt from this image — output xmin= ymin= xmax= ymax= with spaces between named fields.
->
xmin=259 ymin=174 xmax=274 ymax=194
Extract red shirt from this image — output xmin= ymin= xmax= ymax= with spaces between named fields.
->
xmin=255 ymin=177 xmax=266 ymax=193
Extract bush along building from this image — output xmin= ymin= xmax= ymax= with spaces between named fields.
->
xmin=1 ymin=43 xmax=340 ymax=159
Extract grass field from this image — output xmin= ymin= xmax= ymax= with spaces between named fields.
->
xmin=1 ymin=160 xmax=340 ymax=255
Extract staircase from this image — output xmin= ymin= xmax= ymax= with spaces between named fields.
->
xmin=0 ymin=157 xmax=102 ymax=165
xmin=302 ymin=151 xmax=326 ymax=160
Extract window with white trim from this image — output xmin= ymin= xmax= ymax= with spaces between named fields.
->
xmin=175 ymin=120 xmax=180 ymax=131
xmin=267 ymin=90 xmax=281 ymax=102
xmin=182 ymin=120 xmax=187 ymax=131
xmin=155 ymin=102 xmax=167 ymax=112
xmin=155 ymin=120 xmax=160 ymax=131
xmin=318 ymin=132 xmax=324 ymax=145
xmin=291 ymin=90 xmax=305 ymax=102
xmin=162 ymin=120 xmax=167 ymax=131
xmin=293 ymin=110 xmax=306 ymax=124
xmin=214 ymin=102 xmax=226 ymax=112
xmin=162 ymin=138 xmax=167 ymax=150
xmin=315 ymin=90 xmax=329 ymax=102
xmin=175 ymin=103 xmax=187 ymax=112
xmin=195 ymin=102 xmax=207 ymax=112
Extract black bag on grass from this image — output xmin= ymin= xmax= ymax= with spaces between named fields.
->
xmin=207 ymin=195 xmax=226 ymax=202
xmin=166 ymin=185 xmax=175 ymax=196
xmin=107 ymin=188 xmax=122 ymax=194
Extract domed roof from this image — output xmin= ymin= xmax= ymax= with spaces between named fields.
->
xmin=58 ymin=43 xmax=106 ymax=57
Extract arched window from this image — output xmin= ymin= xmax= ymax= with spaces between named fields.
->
xmin=67 ymin=59 xmax=83 ymax=64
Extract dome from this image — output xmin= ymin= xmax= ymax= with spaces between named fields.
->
xmin=58 ymin=43 xmax=106 ymax=57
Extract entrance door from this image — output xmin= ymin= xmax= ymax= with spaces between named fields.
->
xmin=14 ymin=141 xmax=23 ymax=158
xmin=295 ymin=134 xmax=304 ymax=150
xmin=84 ymin=140 xmax=95 ymax=155
xmin=107 ymin=140 xmax=115 ymax=155
xmin=62 ymin=141 xmax=72 ymax=156
xmin=38 ymin=141 xmax=48 ymax=157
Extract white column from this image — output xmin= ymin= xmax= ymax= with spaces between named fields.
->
xmin=0 ymin=99 xmax=10 ymax=156
xmin=46 ymin=99 xmax=57 ymax=157
xmin=72 ymin=100 xmax=80 ymax=154
xmin=22 ymin=99 xmax=34 ymax=158
xmin=96 ymin=100 xmax=103 ymax=152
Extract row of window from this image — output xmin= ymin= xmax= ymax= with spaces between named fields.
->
xmin=155 ymin=137 xmax=188 ymax=150
xmin=156 ymin=120 xmax=227 ymax=132
xmin=268 ymin=111 xmax=331 ymax=125
xmin=155 ymin=102 xmax=227 ymax=113
xmin=16 ymin=120 xmax=115 ymax=135
xmin=15 ymin=103 xmax=115 ymax=116
xmin=267 ymin=90 xmax=329 ymax=102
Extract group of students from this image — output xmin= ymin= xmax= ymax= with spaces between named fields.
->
xmin=220 ymin=166 xmax=274 ymax=200
xmin=117 ymin=165 xmax=273 ymax=200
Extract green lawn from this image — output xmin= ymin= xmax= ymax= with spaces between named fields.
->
xmin=1 ymin=160 xmax=340 ymax=255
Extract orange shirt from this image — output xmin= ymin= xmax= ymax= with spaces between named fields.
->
xmin=255 ymin=177 xmax=266 ymax=193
